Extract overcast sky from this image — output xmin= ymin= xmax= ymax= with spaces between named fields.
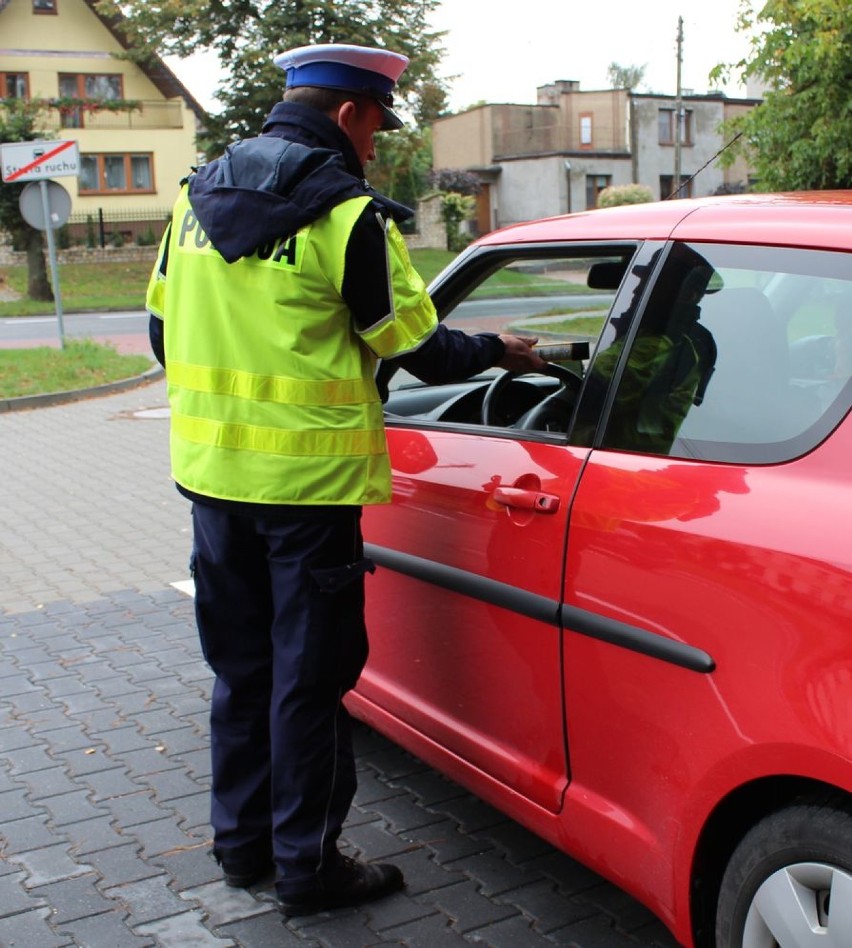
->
xmin=430 ymin=0 xmax=754 ymax=107
xmin=167 ymin=0 xmax=755 ymax=113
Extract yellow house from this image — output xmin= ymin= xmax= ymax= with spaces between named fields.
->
xmin=0 ymin=0 xmax=205 ymax=239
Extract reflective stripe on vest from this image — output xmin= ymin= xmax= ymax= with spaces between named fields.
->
xmin=166 ymin=361 xmax=376 ymax=406
xmin=172 ymin=412 xmax=387 ymax=457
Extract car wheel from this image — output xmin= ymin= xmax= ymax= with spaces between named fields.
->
xmin=715 ymin=802 xmax=852 ymax=947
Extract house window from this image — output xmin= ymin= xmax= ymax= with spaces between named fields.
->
xmin=79 ymin=153 xmax=154 ymax=193
xmin=681 ymin=110 xmax=693 ymax=145
xmin=33 ymin=0 xmax=57 ymax=11
xmin=586 ymin=174 xmax=611 ymax=209
xmin=1 ymin=73 xmax=29 ymax=99
xmin=660 ymin=175 xmax=693 ymax=199
xmin=658 ymin=107 xmax=693 ymax=146
xmin=579 ymin=113 xmax=593 ymax=148
xmin=58 ymin=73 xmax=123 ymax=127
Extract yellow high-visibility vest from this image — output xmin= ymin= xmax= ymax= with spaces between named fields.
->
xmin=146 ymin=186 xmax=438 ymax=505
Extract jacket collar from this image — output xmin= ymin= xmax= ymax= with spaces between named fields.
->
xmin=261 ymin=101 xmax=365 ymax=180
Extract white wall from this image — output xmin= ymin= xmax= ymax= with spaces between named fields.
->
xmin=494 ymin=157 xmax=567 ymax=227
xmin=494 ymin=154 xmax=635 ymax=226
xmin=631 ymin=97 xmax=727 ymax=198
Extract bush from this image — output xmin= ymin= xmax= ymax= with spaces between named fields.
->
xmin=56 ymin=224 xmax=72 ymax=249
xmin=713 ymin=181 xmax=749 ymax=195
xmin=440 ymin=191 xmax=476 ymax=252
xmin=597 ymin=184 xmax=654 ymax=208
xmin=428 ymin=168 xmax=482 ymax=196
xmin=136 ymin=226 xmax=158 ymax=247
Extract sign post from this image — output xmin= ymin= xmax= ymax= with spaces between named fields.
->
xmin=19 ymin=180 xmax=73 ymax=348
xmin=1 ymin=140 xmax=80 ymax=349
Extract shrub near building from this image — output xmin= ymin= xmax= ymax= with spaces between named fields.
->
xmin=597 ymin=184 xmax=654 ymax=208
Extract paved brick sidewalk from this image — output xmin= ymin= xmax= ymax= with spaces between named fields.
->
xmin=0 ymin=381 xmax=681 ymax=947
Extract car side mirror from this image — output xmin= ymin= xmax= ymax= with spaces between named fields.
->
xmin=587 ymin=260 xmax=629 ymax=290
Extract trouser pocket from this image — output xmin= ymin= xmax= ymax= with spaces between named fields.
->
xmin=304 ymin=556 xmax=374 ymax=692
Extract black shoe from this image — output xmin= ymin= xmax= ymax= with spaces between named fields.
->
xmin=213 ymin=843 xmax=274 ymax=888
xmin=277 ymin=854 xmax=404 ymax=917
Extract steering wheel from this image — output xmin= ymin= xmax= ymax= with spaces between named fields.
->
xmin=481 ymin=363 xmax=582 ymax=429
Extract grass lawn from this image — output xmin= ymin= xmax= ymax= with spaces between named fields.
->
xmin=0 ymin=340 xmax=153 ymax=399
xmin=518 ymin=310 xmax=608 ymax=337
xmin=0 ymin=248 xmax=600 ymax=317
xmin=0 ymin=260 xmax=157 ymax=317
xmin=0 ymin=251 xmax=459 ymax=317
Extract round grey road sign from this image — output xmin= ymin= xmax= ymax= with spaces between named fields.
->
xmin=19 ymin=180 xmax=72 ymax=231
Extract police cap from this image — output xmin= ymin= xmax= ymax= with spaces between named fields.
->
xmin=273 ymin=43 xmax=409 ymax=131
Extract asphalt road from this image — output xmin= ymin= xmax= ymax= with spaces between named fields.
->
xmin=0 ymin=294 xmax=614 ymax=350
xmin=0 ymin=310 xmax=148 ymax=348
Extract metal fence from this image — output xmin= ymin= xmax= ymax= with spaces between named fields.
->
xmin=63 ymin=207 xmax=172 ymax=249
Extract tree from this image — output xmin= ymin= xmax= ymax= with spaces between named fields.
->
xmin=606 ymin=62 xmax=646 ymax=91
xmin=711 ymin=0 xmax=852 ymax=190
xmin=0 ymin=100 xmax=53 ymax=300
xmin=414 ymin=79 xmax=450 ymax=126
xmin=96 ymin=0 xmax=449 ymax=158
xmin=369 ymin=126 xmax=433 ymax=214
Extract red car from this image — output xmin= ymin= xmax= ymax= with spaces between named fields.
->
xmin=350 ymin=192 xmax=852 ymax=948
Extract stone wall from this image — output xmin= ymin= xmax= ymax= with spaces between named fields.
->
xmin=0 ymin=242 xmax=158 ymax=267
xmin=406 ymin=194 xmax=447 ymax=250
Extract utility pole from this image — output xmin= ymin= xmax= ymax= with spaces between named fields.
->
xmin=674 ymin=16 xmax=683 ymax=196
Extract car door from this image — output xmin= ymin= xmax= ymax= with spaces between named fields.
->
xmin=357 ymin=244 xmax=643 ymax=812
xmin=558 ymin=238 xmax=852 ymax=853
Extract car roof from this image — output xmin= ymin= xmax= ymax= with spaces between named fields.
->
xmin=474 ymin=191 xmax=852 ymax=253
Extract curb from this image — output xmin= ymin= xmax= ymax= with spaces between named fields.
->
xmin=0 ymin=363 xmax=164 ymax=413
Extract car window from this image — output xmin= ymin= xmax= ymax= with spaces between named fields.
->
xmin=386 ymin=249 xmax=636 ymax=431
xmin=448 ymin=253 xmax=618 ymax=351
xmin=599 ymin=242 xmax=852 ymax=464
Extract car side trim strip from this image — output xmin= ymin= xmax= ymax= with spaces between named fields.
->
xmin=365 ymin=544 xmax=715 ymax=674
xmin=559 ymin=602 xmax=714 ymax=672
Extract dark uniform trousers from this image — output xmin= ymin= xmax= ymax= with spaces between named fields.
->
xmin=190 ymin=502 xmax=371 ymax=895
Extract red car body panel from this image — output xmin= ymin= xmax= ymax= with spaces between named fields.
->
xmin=475 ymin=191 xmax=852 ymax=253
xmin=350 ymin=192 xmax=852 ymax=946
xmin=357 ymin=427 xmax=585 ymax=812
xmin=560 ymin=414 xmax=852 ymax=936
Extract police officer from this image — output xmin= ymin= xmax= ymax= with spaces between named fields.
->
xmin=147 ymin=42 xmax=544 ymax=917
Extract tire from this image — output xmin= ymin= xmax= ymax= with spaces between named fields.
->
xmin=715 ymin=802 xmax=852 ymax=947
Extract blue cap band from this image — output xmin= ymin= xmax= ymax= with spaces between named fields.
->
xmin=286 ymin=61 xmax=395 ymax=96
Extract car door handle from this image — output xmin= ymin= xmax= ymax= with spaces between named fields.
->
xmin=492 ymin=486 xmax=560 ymax=514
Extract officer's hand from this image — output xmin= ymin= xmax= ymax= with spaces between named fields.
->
xmin=496 ymin=335 xmax=548 ymax=374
